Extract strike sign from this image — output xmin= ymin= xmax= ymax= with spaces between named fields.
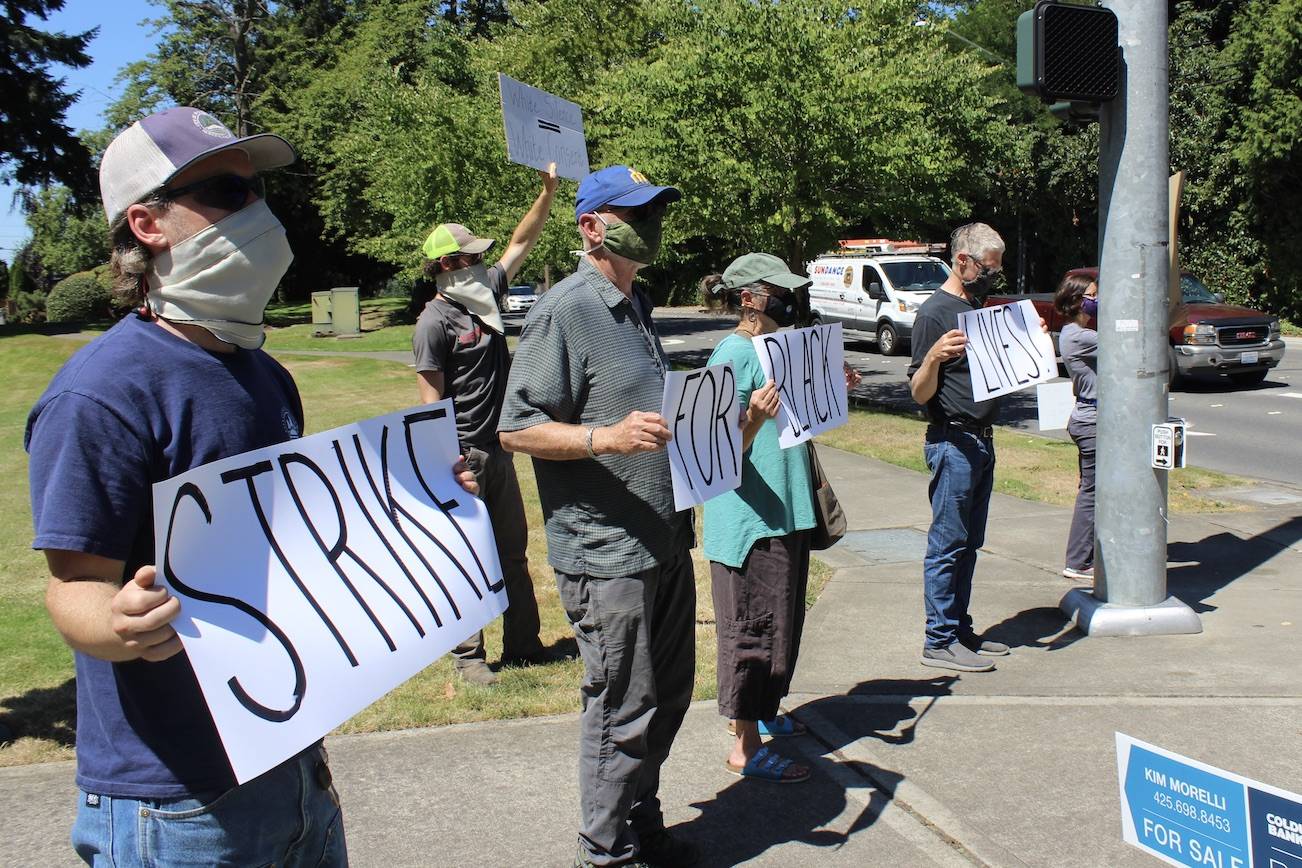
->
xmin=660 ymin=363 xmax=743 ymax=510
xmin=153 ymin=400 xmax=506 ymax=783
xmin=1116 ymin=733 xmax=1302 ymax=868
xmin=752 ymin=322 xmax=849 ymax=449
xmin=957 ymin=299 xmax=1057 ymax=401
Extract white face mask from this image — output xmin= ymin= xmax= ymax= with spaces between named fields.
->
xmin=436 ymin=262 xmax=505 ymax=334
xmin=146 ymin=199 xmax=294 ymax=350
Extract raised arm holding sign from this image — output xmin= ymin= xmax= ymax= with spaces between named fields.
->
xmin=153 ymin=399 xmax=505 ymax=783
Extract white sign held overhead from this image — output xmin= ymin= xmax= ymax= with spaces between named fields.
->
xmin=661 ymin=363 xmax=743 ymax=511
xmin=752 ymin=323 xmax=849 ymax=449
xmin=957 ymin=299 xmax=1057 ymax=402
xmin=153 ymin=400 xmax=506 ymax=784
xmin=498 ymin=73 xmax=590 ymax=181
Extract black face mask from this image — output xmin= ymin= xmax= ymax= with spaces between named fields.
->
xmin=962 ymin=266 xmax=1000 ymax=303
xmin=762 ymin=292 xmax=798 ymax=327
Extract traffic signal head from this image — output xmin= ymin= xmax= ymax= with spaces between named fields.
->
xmin=1017 ymin=1 xmax=1119 ymax=103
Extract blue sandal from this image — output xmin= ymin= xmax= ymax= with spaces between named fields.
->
xmin=727 ymin=716 xmax=809 ymax=738
xmin=725 ymin=746 xmax=811 ymax=783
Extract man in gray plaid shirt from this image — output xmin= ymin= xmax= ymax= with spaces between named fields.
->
xmin=499 ymin=165 xmax=697 ymax=868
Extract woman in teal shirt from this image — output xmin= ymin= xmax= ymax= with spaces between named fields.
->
xmin=704 ymin=252 xmax=819 ymax=784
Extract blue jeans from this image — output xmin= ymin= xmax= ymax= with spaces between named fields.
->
xmin=923 ymin=428 xmax=996 ymax=649
xmin=72 ymin=745 xmax=347 ymax=866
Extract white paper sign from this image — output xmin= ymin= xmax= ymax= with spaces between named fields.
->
xmin=752 ymin=323 xmax=849 ymax=448
xmin=661 ymin=363 xmax=743 ymax=510
xmin=152 ymin=400 xmax=506 ymax=783
xmin=498 ymin=73 xmax=589 ymax=181
xmin=1036 ymin=380 xmax=1076 ymax=431
xmin=957 ymin=299 xmax=1057 ymax=402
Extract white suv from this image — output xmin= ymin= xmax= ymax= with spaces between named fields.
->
xmin=806 ymin=243 xmax=951 ymax=355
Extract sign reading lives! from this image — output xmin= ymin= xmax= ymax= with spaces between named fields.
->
xmin=498 ymin=73 xmax=590 ymax=181
xmin=153 ymin=400 xmax=506 ymax=784
xmin=660 ymin=363 xmax=743 ymax=510
xmin=957 ymin=299 xmax=1057 ymax=402
xmin=1116 ymin=733 xmax=1302 ymax=868
xmin=752 ymin=322 xmax=849 ymax=449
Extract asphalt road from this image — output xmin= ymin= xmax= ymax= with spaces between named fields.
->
xmin=651 ymin=309 xmax=1302 ymax=487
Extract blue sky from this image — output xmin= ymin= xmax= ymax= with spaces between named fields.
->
xmin=1 ymin=0 xmax=159 ymax=261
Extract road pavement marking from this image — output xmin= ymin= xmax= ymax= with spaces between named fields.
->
xmin=1186 ymin=431 xmax=1216 ymax=436
xmin=1282 ymin=392 xmax=1302 ymax=399
xmin=661 ymin=339 xmax=684 ymax=346
xmin=1268 ymin=410 xmax=1282 ymax=415
xmin=1210 ymin=403 xmax=1224 ymax=407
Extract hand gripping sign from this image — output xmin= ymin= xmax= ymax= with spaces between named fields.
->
xmin=660 ymin=363 xmax=743 ymax=510
xmin=498 ymin=73 xmax=590 ymax=181
xmin=152 ymin=400 xmax=505 ymax=783
xmin=957 ymin=299 xmax=1057 ymax=402
xmin=752 ymin=322 xmax=849 ymax=449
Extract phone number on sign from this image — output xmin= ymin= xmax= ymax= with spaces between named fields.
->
xmin=1153 ymin=791 xmax=1232 ymax=834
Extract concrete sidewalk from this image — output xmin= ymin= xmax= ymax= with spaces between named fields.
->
xmin=2 ymin=447 xmax=1298 ymax=867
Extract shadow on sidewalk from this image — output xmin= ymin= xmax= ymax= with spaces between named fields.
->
xmin=669 ymin=677 xmax=953 ymax=865
xmin=1166 ymin=516 xmax=1302 ymax=613
xmin=979 ymin=605 xmax=1081 ymax=652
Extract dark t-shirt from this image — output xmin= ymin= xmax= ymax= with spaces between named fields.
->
xmin=907 ymin=288 xmax=1000 ymax=426
xmin=25 ymin=314 xmax=304 ymax=799
xmin=411 ymin=263 xmax=510 ymax=448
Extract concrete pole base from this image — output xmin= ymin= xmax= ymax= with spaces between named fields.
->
xmin=1060 ymin=589 xmax=1203 ymax=637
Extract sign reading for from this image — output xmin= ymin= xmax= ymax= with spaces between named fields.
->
xmin=153 ymin=400 xmax=506 ymax=783
xmin=1116 ymin=733 xmax=1302 ymax=868
xmin=957 ymin=299 xmax=1057 ymax=402
xmin=498 ymin=73 xmax=589 ymax=181
xmin=752 ymin=323 xmax=848 ymax=449
xmin=660 ymin=363 xmax=742 ymax=510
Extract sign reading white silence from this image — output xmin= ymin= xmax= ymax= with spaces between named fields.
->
xmin=752 ymin=322 xmax=849 ymax=449
xmin=957 ymin=299 xmax=1057 ymax=402
xmin=153 ymin=400 xmax=506 ymax=784
xmin=660 ymin=363 xmax=743 ymax=510
xmin=498 ymin=73 xmax=589 ymax=181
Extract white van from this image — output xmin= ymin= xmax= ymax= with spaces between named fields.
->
xmin=806 ymin=241 xmax=951 ymax=355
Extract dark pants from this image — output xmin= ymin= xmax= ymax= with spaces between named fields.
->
xmin=1066 ymin=416 xmax=1097 ymax=571
xmin=555 ymin=547 xmax=697 ymax=866
xmin=922 ymin=427 xmax=996 ymax=649
xmin=710 ymin=530 xmax=811 ymax=722
xmin=454 ymin=444 xmax=544 ymax=663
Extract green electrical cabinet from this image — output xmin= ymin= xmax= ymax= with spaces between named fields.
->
xmin=330 ymin=287 xmax=361 ymax=337
xmin=311 ymin=290 xmax=333 ymax=336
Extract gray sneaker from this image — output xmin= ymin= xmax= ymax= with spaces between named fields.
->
xmin=959 ymin=633 xmax=1010 ymax=657
xmin=454 ymin=659 xmax=499 ymax=685
xmin=1063 ymin=565 xmax=1094 ymax=581
xmin=921 ymin=643 xmax=995 ymax=672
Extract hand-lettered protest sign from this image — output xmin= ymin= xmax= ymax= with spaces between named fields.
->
xmin=153 ymin=400 xmax=505 ymax=784
xmin=752 ymin=322 xmax=849 ymax=449
xmin=498 ymin=73 xmax=589 ymax=181
xmin=661 ymin=363 xmax=743 ymax=510
xmin=957 ymin=299 xmax=1057 ymax=402
xmin=1117 ymin=732 xmax=1302 ymax=868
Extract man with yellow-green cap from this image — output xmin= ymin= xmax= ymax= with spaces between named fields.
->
xmin=412 ymin=164 xmax=562 ymax=685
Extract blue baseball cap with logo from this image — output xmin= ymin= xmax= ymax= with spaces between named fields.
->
xmin=574 ymin=165 xmax=681 ymax=222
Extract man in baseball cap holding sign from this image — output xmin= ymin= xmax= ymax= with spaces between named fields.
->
xmin=499 ymin=165 xmax=698 ymax=868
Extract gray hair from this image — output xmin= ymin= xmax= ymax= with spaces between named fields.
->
xmin=108 ymin=193 xmax=168 ymax=306
xmin=950 ymin=222 xmax=1005 ymax=269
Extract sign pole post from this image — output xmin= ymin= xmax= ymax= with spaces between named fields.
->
xmin=1060 ymin=0 xmax=1200 ymax=636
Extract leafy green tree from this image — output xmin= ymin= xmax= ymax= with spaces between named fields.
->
xmin=24 ymin=185 xmax=107 ymax=278
xmin=0 ymin=0 xmax=96 ymax=199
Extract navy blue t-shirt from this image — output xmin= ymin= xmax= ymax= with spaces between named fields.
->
xmin=25 ymin=314 xmax=303 ymax=799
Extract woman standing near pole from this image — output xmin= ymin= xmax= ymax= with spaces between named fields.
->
xmin=1056 ymin=273 xmax=1099 ymax=582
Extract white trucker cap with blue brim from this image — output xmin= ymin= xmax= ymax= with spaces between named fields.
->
xmin=99 ymin=106 xmax=296 ymax=224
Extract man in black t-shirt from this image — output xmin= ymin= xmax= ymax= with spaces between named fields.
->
xmin=412 ymin=166 xmax=563 ymax=685
xmin=907 ymin=222 xmax=1015 ymax=674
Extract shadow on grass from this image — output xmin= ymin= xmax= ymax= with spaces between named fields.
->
xmin=673 ymin=676 xmax=953 ymax=865
xmin=0 ymin=678 xmax=76 ymax=747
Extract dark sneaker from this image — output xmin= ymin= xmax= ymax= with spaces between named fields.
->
xmin=638 ymin=828 xmax=700 ymax=867
xmin=454 ymin=659 xmax=499 ymax=685
xmin=1062 ymin=565 xmax=1094 ymax=581
xmin=959 ymin=634 xmax=1010 ymax=657
xmin=921 ymin=643 xmax=995 ymax=672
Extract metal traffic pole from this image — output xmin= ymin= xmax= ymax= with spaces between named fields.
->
xmin=1060 ymin=0 xmax=1201 ymax=636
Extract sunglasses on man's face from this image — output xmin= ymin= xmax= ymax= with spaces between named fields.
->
xmin=161 ymin=173 xmax=264 ymax=212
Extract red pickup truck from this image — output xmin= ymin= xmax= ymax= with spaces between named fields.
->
xmin=987 ymin=267 xmax=1285 ymax=387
